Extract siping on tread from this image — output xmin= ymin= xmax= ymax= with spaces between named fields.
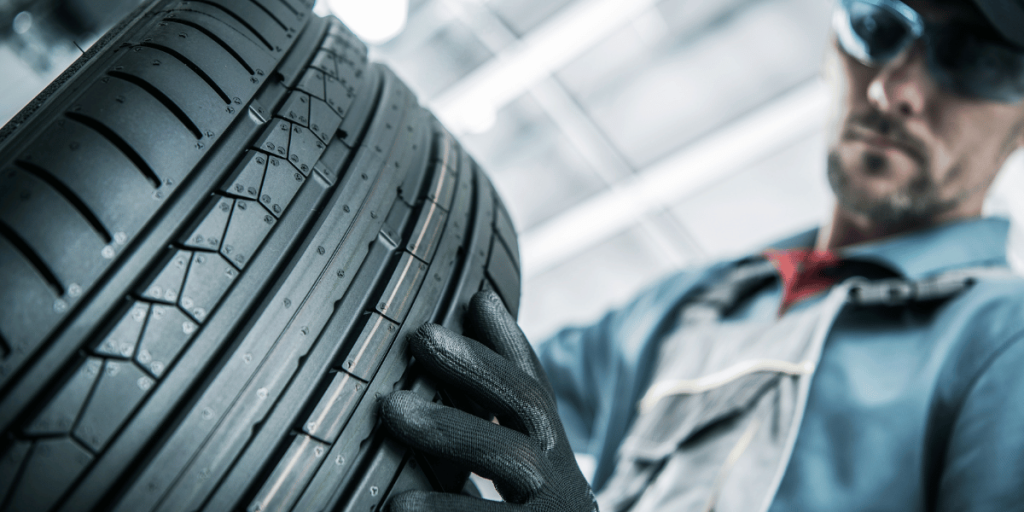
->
xmin=0 ymin=0 xmax=521 ymax=511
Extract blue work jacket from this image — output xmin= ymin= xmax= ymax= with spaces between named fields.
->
xmin=537 ymin=217 xmax=1024 ymax=511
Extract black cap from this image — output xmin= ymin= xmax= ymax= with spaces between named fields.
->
xmin=972 ymin=0 xmax=1024 ymax=48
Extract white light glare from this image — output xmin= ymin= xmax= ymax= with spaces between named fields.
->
xmin=13 ymin=11 xmax=33 ymax=35
xmin=323 ymin=0 xmax=409 ymax=45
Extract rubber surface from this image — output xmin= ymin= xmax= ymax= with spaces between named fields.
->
xmin=0 ymin=1 xmax=521 ymax=510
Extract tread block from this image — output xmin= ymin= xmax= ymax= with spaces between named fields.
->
xmin=141 ymin=249 xmax=192 ymax=305
xmin=250 ymin=0 xmax=305 ymax=32
xmin=94 ymin=302 xmax=150 ymax=358
xmin=338 ymin=437 xmax=405 ymax=512
xmin=162 ymin=11 xmax=275 ymax=76
xmin=486 ymin=237 xmax=521 ymax=318
xmin=317 ymin=139 xmax=352 ymax=183
xmin=375 ymin=253 xmax=429 ymax=324
xmin=394 ymin=114 xmax=431 ymax=208
xmin=494 ymin=201 xmax=520 ymax=268
xmin=170 ymin=0 xmax=292 ymax=53
xmin=0 ymin=167 xmax=109 ymax=291
xmin=220 ymin=151 xmax=267 ymax=199
xmin=73 ymin=78 xmax=202 ymax=186
xmin=327 ymin=19 xmax=366 ymax=58
xmin=277 ymin=90 xmax=310 ymax=127
xmin=321 ymin=34 xmax=347 ymax=56
xmin=432 ymin=130 xmax=457 ymax=171
xmin=74 ymin=360 xmax=154 ymax=451
xmin=259 ymin=156 xmax=305 ymax=217
xmin=145 ymin=21 xmax=257 ymax=101
xmin=252 ymin=119 xmax=291 ymax=159
xmin=406 ymin=202 xmax=446 ymax=264
xmin=163 ymin=6 xmax=276 ymax=62
xmin=295 ymin=339 xmax=414 ymax=511
xmin=6 ymin=438 xmax=93 ymax=512
xmin=310 ymin=49 xmax=338 ymax=78
xmin=1 ymin=165 xmax=109 ymax=288
xmin=296 ymin=68 xmax=325 ymax=100
xmin=308 ymin=96 xmax=342 ymax=145
xmin=425 ymin=161 xmax=457 ymax=211
xmin=325 ymin=74 xmax=355 ymax=118
xmin=221 ymin=199 xmax=275 ymax=269
xmin=337 ymin=66 xmax=380 ymax=148
xmin=20 ymin=120 xmax=157 ymax=239
xmin=384 ymin=459 xmax=433 ymax=508
xmin=136 ymin=304 xmax=197 ymax=378
xmin=25 ymin=358 xmax=103 ymax=436
xmin=180 ymin=252 xmax=239 ymax=321
xmin=382 ymin=199 xmax=412 ymax=248
xmin=110 ymin=45 xmax=231 ymax=138
xmin=287 ymin=124 xmax=326 ymax=175
xmin=303 ymin=371 xmax=366 ymax=444
xmin=249 ymin=434 xmax=329 ymax=512
xmin=341 ymin=313 xmax=398 ymax=381
xmin=183 ymin=197 xmax=233 ymax=252
xmin=0 ymin=236 xmax=60 ymax=367
xmin=336 ymin=55 xmax=362 ymax=90
xmin=0 ymin=439 xmax=31 ymax=506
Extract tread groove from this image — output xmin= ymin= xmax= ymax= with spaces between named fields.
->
xmin=178 ymin=3 xmax=274 ymax=51
xmin=162 ymin=18 xmax=256 ymax=75
xmin=247 ymin=0 xmax=288 ymax=31
xmin=107 ymin=72 xmax=203 ymax=140
xmin=65 ymin=113 xmax=162 ymax=188
xmin=139 ymin=43 xmax=232 ymax=104
xmin=0 ymin=220 xmax=64 ymax=295
xmin=14 ymin=160 xmax=114 ymax=243
xmin=272 ymin=0 xmax=298 ymax=16
xmin=0 ymin=333 xmax=9 ymax=359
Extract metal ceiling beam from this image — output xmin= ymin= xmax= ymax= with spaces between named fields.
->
xmin=518 ymin=79 xmax=830 ymax=278
xmin=438 ymin=0 xmax=704 ymax=270
xmin=429 ymin=0 xmax=663 ymax=132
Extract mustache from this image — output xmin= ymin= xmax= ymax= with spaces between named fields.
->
xmin=843 ymin=110 xmax=927 ymax=166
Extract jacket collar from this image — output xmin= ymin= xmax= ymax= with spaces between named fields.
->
xmin=764 ymin=217 xmax=1011 ymax=280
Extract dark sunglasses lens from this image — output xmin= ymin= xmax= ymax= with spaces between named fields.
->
xmin=927 ymin=25 xmax=1024 ymax=102
xmin=848 ymin=3 xmax=912 ymax=61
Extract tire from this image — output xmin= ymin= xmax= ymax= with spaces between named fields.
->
xmin=0 ymin=1 xmax=522 ymax=510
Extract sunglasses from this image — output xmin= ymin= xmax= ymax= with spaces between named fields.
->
xmin=834 ymin=0 xmax=1024 ymax=103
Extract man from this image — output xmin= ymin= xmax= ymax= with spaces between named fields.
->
xmin=379 ymin=0 xmax=1024 ymax=510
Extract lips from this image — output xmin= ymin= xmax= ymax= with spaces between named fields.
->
xmin=864 ymin=135 xmax=901 ymax=150
xmin=848 ymin=128 xmax=922 ymax=162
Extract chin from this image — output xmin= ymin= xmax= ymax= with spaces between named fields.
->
xmin=826 ymin=149 xmax=935 ymax=226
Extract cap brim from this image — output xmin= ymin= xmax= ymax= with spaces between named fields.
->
xmin=972 ymin=0 xmax=1024 ymax=49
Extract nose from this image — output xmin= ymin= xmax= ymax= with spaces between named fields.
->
xmin=866 ymin=42 xmax=935 ymax=118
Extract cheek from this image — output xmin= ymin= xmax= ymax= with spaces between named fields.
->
xmin=927 ymin=103 xmax=1022 ymax=188
xmin=827 ymin=48 xmax=875 ymax=139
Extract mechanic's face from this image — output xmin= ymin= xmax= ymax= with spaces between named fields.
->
xmin=826 ymin=1 xmax=1024 ymax=227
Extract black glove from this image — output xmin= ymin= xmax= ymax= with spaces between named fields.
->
xmin=379 ymin=290 xmax=598 ymax=511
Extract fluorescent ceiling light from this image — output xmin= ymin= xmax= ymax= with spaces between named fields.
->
xmin=519 ymin=80 xmax=830 ymax=278
xmin=322 ymin=0 xmax=409 ymax=45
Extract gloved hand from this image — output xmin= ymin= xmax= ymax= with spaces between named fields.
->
xmin=379 ymin=290 xmax=598 ymax=512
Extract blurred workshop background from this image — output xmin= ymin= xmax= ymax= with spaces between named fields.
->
xmin=2 ymin=0 xmax=1022 ymax=344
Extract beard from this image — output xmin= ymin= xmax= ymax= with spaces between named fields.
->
xmin=827 ymin=110 xmax=962 ymax=227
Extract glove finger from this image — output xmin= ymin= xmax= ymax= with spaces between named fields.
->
xmin=379 ymin=390 xmax=546 ymax=500
xmin=465 ymin=291 xmax=552 ymax=394
xmin=408 ymin=324 xmax=559 ymax=450
xmin=388 ymin=490 xmax=521 ymax=512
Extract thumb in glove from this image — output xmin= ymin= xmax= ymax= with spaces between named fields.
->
xmin=379 ymin=290 xmax=598 ymax=512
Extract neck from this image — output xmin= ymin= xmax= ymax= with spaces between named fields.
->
xmin=815 ymin=203 xmax=983 ymax=251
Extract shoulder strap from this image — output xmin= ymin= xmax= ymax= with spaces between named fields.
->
xmin=847 ymin=266 xmax=1018 ymax=306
